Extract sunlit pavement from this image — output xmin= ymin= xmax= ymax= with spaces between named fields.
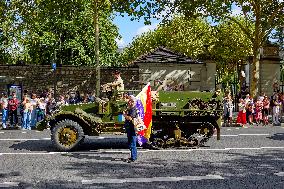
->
xmin=0 ymin=126 xmax=284 ymax=188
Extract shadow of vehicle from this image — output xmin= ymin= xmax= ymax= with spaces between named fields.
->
xmin=10 ymin=137 xmax=130 ymax=152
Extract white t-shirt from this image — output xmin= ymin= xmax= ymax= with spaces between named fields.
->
xmin=39 ymin=102 xmax=46 ymax=110
xmin=0 ymin=97 xmax=8 ymax=109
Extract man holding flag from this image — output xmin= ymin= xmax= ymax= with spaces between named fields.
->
xmin=123 ymin=83 xmax=152 ymax=162
xmin=123 ymin=95 xmax=138 ymax=163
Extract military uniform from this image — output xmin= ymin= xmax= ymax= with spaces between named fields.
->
xmin=108 ymin=76 xmax=124 ymax=99
xmin=110 ymin=76 xmax=124 ymax=91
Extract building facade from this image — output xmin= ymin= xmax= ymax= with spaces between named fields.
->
xmin=133 ymin=47 xmax=216 ymax=92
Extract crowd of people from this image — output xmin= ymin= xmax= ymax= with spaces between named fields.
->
xmin=0 ymin=90 xmax=97 ymax=130
xmin=223 ymin=90 xmax=283 ymax=127
xmin=0 ymin=70 xmax=125 ymax=130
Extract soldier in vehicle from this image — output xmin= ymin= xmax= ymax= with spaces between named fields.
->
xmin=103 ymin=70 xmax=124 ymax=99
xmin=108 ymin=70 xmax=124 ymax=91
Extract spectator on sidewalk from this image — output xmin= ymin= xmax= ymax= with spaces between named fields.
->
xmin=68 ymin=92 xmax=76 ymax=104
xmin=255 ymin=98 xmax=263 ymax=125
xmin=237 ymin=99 xmax=247 ymax=127
xmin=262 ymin=96 xmax=270 ymax=125
xmin=37 ymin=98 xmax=46 ymax=122
xmin=8 ymin=92 xmax=19 ymax=128
xmin=30 ymin=93 xmax=38 ymax=128
xmin=247 ymin=101 xmax=254 ymax=125
xmin=22 ymin=97 xmax=32 ymax=130
xmin=223 ymin=94 xmax=233 ymax=126
xmin=0 ymin=93 xmax=9 ymax=129
xmin=244 ymin=94 xmax=251 ymax=105
xmin=258 ymin=92 xmax=265 ymax=102
xmin=75 ymin=91 xmax=82 ymax=104
xmin=272 ymin=95 xmax=281 ymax=125
xmin=56 ymin=95 xmax=66 ymax=107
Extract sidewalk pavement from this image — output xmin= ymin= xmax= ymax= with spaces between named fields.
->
xmin=222 ymin=112 xmax=280 ymax=127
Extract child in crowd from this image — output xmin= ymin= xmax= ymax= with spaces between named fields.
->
xmin=262 ymin=96 xmax=270 ymax=125
xmin=237 ymin=99 xmax=247 ymax=127
xmin=246 ymin=101 xmax=254 ymax=125
xmin=254 ymin=98 xmax=263 ymax=125
xmin=37 ymin=98 xmax=46 ymax=122
xmin=223 ymin=95 xmax=234 ymax=126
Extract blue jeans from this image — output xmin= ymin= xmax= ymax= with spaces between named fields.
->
xmin=126 ymin=130 xmax=137 ymax=160
xmin=31 ymin=109 xmax=37 ymax=127
xmin=22 ymin=111 xmax=31 ymax=130
xmin=37 ymin=109 xmax=45 ymax=122
xmin=1 ymin=109 xmax=8 ymax=128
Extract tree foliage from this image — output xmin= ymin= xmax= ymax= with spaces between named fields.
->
xmin=119 ymin=17 xmax=214 ymax=64
xmin=131 ymin=0 xmax=284 ymax=96
xmin=213 ymin=17 xmax=253 ymax=71
xmin=119 ymin=16 xmax=253 ymax=69
xmin=0 ymin=0 xmax=120 ymax=66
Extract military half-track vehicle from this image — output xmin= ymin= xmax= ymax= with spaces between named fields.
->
xmin=150 ymin=91 xmax=222 ymax=148
xmin=37 ymin=90 xmax=222 ymax=151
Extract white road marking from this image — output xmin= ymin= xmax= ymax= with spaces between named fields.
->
xmin=21 ymin=132 xmax=27 ymax=134
xmin=227 ymin=129 xmax=231 ymax=131
xmin=1 ymin=146 xmax=284 ymax=155
xmin=0 ymin=182 xmax=20 ymax=187
xmin=214 ymin=135 xmax=238 ymax=137
xmin=0 ymin=132 xmax=4 ymax=134
xmin=274 ymin=172 xmax=284 ymax=176
xmin=0 ymin=152 xmax=68 ymax=155
xmin=102 ymin=146 xmax=284 ymax=153
xmin=238 ymin=134 xmax=270 ymax=136
xmin=82 ymin=174 xmax=224 ymax=184
xmin=213 ymin=134 xmax=269 ymax=137
xmin=235 ymin=128 xmax=240 ymax=130
xmin=0 ymin=138 xmax=50 ymax=141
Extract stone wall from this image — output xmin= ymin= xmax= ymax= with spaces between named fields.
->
xmin=137 ymin=62 xmax=216 ymax=91
xmin=0 ymin=65 xmax=139 ymax=96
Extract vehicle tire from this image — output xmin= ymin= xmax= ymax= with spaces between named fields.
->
xmin=51 ymin=119 xmax=84 ymax=151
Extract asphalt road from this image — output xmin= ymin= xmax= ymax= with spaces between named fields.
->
xmin=0 ymin=126 xmax=284 ymax=189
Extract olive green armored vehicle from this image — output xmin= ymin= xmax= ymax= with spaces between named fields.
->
xmin=37 ymin=90 xmax=222 ymax=151
xmin=151 ymin=91 xmax=222 ymax=148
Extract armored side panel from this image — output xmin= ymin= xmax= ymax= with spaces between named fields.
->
xmin=151 ymin=91 xmax=223 ymax=148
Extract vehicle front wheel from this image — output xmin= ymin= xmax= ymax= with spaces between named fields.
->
xmin=51 ymin=119 xmax=84 ymax=151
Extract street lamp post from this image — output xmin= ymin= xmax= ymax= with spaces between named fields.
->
xmin=52 ymin=50 xmax=57 ymax=101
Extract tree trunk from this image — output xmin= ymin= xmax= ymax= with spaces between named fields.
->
xmin=94 ymin=0 xmax=100 ymax=97
xmin=250 ymin=47 xmax=261 ymax=97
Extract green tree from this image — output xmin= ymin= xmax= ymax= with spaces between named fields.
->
xmin=139 ymin=0 xmax=284 ymax=96
xmin=0 ymin=0 xmax=120 ymax=66
xmin=119 ymin=16 xmax=252 ymax=67
xmin=119 ymin=17 xmax=214 ymax=64
xmin=0 ymin=0 xmax=23 ymax=64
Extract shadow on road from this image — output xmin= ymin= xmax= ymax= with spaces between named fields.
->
xmin=6 ymin=150 xmax=284 ymax=189
xmin=10 ymin=137 xmax=130 ymax=152
xmin=267 ymin=133 xmax=284 ymax=141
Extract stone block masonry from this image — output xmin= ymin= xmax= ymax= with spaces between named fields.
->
xmin=0 ymin=65 xmax=139 ymax=96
